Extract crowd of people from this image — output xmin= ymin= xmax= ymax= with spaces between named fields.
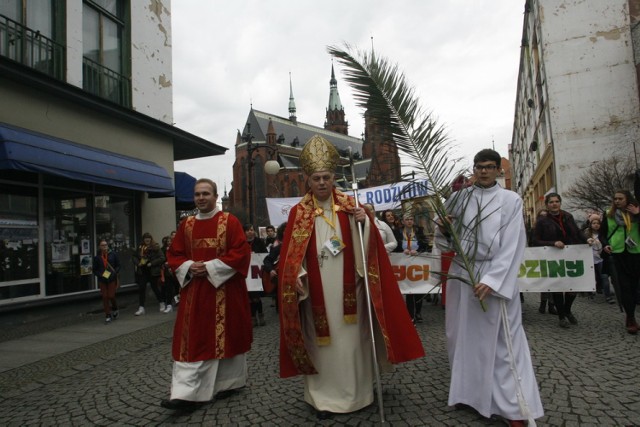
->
xmin=90 ymin=133 xmax=639 ymax=426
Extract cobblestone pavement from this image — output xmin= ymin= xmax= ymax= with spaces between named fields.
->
xmin=0 ymin=293 xmax=639 ymax=426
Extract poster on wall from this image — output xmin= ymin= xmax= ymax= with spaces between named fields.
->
xmin=51 ymin=243 xmax=70 ymax=262
xmin=79 ymin=255 xmax=92 ymax=275
xmin=81 ymin=239 xmax=90 ymax=254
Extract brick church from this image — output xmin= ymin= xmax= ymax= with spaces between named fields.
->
xmin=229 ymin=65 xmax=401 ymax=226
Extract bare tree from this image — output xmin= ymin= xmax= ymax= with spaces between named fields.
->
xmin=565 ymin=156 xmax=637 ymax=213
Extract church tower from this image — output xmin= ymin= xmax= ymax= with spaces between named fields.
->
xmin=324 ymin=64 xmax=348 ymax=135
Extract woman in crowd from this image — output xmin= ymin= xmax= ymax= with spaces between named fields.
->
xmin=584 ymin=214 xmax=615 ymax=304
xmin=382 ymin=209 xmax=399 ymax=232
xmin=601 ymin=190 xmax=640 ymax=334
xmin=364 ymin=204 xmax=398 ymax=253
xmin=394 ymin=212 xmax=429 ymax=323
xmin=532 ymin=193 xmax=585 ymax=328
xmin=132 ymin=232 xmax=165 ymax=316
xmin=160 ymin=235 xmax=178 ymax=313
xmin=244 ymin=224 xmax=268 ymax=326
xmin=93 ymin=239 xmax=120 ymax=324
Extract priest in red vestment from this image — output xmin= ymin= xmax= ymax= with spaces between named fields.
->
xmin=161 ymin=178 xmax=252 ymax=412
xmin=278 ymin=135 xmax=425 ymax=420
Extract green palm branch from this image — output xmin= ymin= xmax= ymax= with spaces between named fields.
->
xmin=328 ymin=44 xmax=489 ymax=310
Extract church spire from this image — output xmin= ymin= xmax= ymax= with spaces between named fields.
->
xmin=288 ymin=72 xmax=297 ymax=124
xmin=327 ymin=63 xmax=343 ymax=111
xmin=324 ymin=62 xmax=348 ymax=135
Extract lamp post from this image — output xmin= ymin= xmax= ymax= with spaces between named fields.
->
xmin=243 ymin=123 xmax=280 ymax=227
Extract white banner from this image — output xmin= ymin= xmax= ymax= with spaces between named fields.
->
xmin=516 ymin=245 xmax=595 ymax=292
xmin=390 ymin=253 xmax=441 ymax=294
xmin=245 ymin=245 xmax=594 ymax=294
xmin=246 ymin=253 xmax=268 ymax=292
xmin=265 ymin=180 xmax=431 ymax=225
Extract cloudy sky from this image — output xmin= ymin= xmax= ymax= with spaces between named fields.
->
xmin=171 ymin=1 xmax=526 ymax=192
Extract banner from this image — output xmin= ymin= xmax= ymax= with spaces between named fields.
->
xmin=244 ymin=245 xmax=594 ymax=294
xmin=265 ymin=180 xmax=431 ymax=225
xmin=246 ymin=253 xmax=268 ymax=292
xmin=390 ymin=253 xmax=441 ymax=294
xmin=516 ymin=245 xmax=594 ymax=292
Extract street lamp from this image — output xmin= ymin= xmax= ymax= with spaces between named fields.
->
xmin=243 ymin=123 xmax=280 ymax=227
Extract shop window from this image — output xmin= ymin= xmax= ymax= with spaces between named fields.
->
xmin=44 ymin=190 xmax=93 ymax=296
xmin=95 ymin=194 xmax=135 ymax=286
xmin=0 ymin=184 xmax=39 ymax=297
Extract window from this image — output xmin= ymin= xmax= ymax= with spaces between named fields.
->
xmin=0 ymin=0 xmax=64 ymax=78
xmin=0 ymin=184 xmax=40 ymax=300
xmin=82 ymin=0 xmax=130 ymax=106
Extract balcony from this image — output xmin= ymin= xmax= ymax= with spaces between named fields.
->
xmin=0 ymin=14 xmax=64 ymax=80
xmin=82 ymin=56 xmax=131 ymax=108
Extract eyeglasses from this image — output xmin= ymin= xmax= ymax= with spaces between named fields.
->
xmin=473 ymin=164 xmax=498 ymax=171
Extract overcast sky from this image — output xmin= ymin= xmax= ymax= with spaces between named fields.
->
xmin=171 ymin=1 xmax=526 ymax=193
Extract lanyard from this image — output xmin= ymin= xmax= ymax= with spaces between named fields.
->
xmin=404 ymin=228 xmax=414 ymax=250
xmin=313 ymin=194 xmax=338 ymax=232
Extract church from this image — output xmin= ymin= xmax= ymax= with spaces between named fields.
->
xmin=229 ymin=65 xmax=401 ymax=226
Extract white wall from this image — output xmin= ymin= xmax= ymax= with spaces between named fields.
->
xmin=540 ymin=0 xmax=640 ymax=195
xmin=130 ymin=0 xmax=173 ymax=123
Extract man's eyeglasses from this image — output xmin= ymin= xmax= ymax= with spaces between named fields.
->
xmin=473 ymin=164 xmax=498 ymax=171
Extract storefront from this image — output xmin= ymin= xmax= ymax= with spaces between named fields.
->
xmin=0 ymin=123 xmax=176 ymax=307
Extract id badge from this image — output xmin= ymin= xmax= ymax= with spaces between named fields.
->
xmin=139 ymin=258 xmax=147 ymax=265
xmin=324 ymin=235 xmax=346 ymax=256
xmin=625 ymin=235 xmax=638 ymax=248
xmin=102 ymin=270 xmax=112 ymax=279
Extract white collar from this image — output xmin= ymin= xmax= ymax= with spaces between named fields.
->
xmin=196 ymin=207 xmax=219 ymax=220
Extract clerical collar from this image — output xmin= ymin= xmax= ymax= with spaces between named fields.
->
xmin=196 ymin=207 xmax=219 ymax=220
xmin=474 ymin=181 xmax=498 ymax=189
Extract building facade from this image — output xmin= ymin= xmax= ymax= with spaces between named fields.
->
xmin=510 ymin=0 xmax=640 ymax=227
xmin=230 ymin=66 xmax=401 ymax=226
xmin=0 ymin=1 xmax=224 ymax=306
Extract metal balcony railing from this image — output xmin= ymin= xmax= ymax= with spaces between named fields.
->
xmin=82 ymin=56 xmax=131 ymax=108
xmin=0 ymin=14 xmax=64 ymax=80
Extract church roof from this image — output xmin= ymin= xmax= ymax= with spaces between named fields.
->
xmin=239 ymin=109 xmax=370 ymax=183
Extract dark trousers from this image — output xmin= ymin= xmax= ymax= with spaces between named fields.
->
xmin=540 ymin=292 xmax=555 ymax=307
xmin=611 ymin=252 xmax=640 ymax=318
xmin=99 ymin=281 xmax=118 ymax=315
xmin=552 ymin=292 xmax=577 ymax=320
xmin=406 ymin=294 xmax=424 ymax=320
xmin=136 ymin=273 xmax=162 ymax=307
xmin=249 ymin=291 xmax=263 ymax=316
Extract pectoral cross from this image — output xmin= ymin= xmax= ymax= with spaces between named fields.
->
xmin=318 ymin=249 xmax=329 ymax=267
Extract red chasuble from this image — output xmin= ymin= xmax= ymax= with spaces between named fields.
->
xmin=168 ymin=211 xmax=252 ymax=362
xmin=278 ymin=189 xmax=425 ymax=378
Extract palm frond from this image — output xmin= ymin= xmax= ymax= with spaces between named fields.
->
xmin=327 ymin=45 xmax=459 ymax=193
xmin=329 ymin=44 xmax=488 ymax=310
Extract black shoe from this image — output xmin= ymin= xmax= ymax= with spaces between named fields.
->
xmin=160 ymin=399 xmax=200 ymax=411
xmin=215 ymin=388 xmax=240 ymax=400
xmin=567 ymin=313 xmax=578 ymax=325
xmin=415 ymin=313 xmax=423 ymax=322
xmin=316 ymin=410 xmax=334 ymax=420
xmin=548 ymin=305 xmax=558 ymax=315
xmin=538 ymin=302 xmax=546 ymax=314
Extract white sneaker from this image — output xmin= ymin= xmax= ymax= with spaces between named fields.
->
xmin=160 ymin=302 xmax=166 ymax=312
xmin=163 ymin=304 xmax=173 ymax=314
xmin=134 ymin=306 xmax=145 ymax=316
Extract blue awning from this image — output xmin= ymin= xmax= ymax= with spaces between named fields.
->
xmin=0 ymin=122 xmax=174 ymax=195
xmin=174 ymin=171 xmax=196 ymax=203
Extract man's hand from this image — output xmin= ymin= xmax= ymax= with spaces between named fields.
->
xmin=604 ymin=245 xmax=612 ymax=254
xmin=189 ymin=261 xmax=208 ymax=277
xmin=436 ymin=215 xmax=455 ymax=235
xmin=474 ymin=283 xmax=492 ymax=301
xmin=354 ymin=207 xmax=366 ymax=224
xmin=554 ymin=241 xmax=565 ymax=249
xmin=270 ymin=270 xmax=278 ymax=278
